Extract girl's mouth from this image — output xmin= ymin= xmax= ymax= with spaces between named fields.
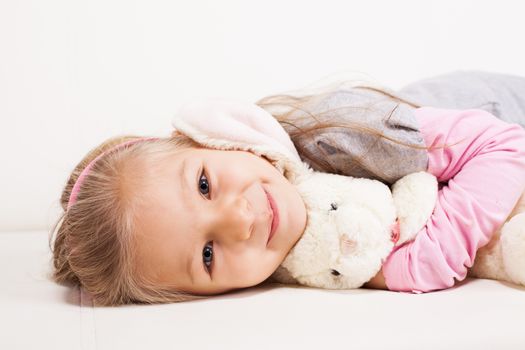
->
xmin=265 ymin=189 xmax=279 ymax=245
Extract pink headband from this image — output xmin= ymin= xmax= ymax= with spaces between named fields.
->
xmin=67 ymin=137 xmax=160 ymax=210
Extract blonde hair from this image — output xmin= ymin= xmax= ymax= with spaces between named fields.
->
xmin=49 ymin=135 xmax=209 ymax=306
xmin=50 ymin=79 xmax=431 ymax=306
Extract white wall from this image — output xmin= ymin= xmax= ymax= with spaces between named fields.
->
xmin=1 ymin=0 xmax=525 ymax=231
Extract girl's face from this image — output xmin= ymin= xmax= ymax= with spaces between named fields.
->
xmin=133 ymin=147 xmax=307 ymax=295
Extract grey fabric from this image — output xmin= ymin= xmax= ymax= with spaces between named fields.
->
xmin=398 ymin=70 xmax=525 ymax=128
xmin=280 ymin=88 xmax=428 ymax=185
xmin=285 ymin=71 xmax=525 ymax=186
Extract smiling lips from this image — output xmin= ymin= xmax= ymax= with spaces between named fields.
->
xmin=265 ymin=189 xmax=279 ymax=245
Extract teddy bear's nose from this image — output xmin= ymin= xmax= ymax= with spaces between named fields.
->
xmin=340 ymin=234 xmax=357 ymax=255
xmin=331 ymin=269 xmax=341 ymax=276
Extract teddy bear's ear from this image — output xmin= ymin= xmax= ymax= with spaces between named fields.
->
xmin=339 ymin=234 xmax=358 ymax=255
xmin=171 ymin=98 xmax=301 ymax=162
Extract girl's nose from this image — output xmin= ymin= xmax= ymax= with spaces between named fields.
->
xmin=212 ymin=194 xmax=254 ymax=244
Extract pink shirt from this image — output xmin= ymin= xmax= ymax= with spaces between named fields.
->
xmin=382 ymin=107 xmax=525 ymax=293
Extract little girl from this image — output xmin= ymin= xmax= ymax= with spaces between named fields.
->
xmin=50 ymin=71 xmax=525 ymax=306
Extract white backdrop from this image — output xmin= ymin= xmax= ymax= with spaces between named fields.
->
xmin=1 ymin=0 xmax=525 ymax=231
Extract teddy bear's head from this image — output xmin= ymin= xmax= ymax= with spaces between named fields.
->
xmin=277 ymin=170 xmax=398 ymax=289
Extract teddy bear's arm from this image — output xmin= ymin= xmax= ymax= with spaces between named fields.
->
xmin=391 ymin=171 xmax=438 ymax=245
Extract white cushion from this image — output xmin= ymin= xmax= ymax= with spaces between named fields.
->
xmin=2 ymin=230 xmax=525 ymax=350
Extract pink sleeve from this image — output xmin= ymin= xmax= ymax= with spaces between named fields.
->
xmin=382 ymin=107 xmax=525 ymax=293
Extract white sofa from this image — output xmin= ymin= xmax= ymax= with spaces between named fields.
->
xmin=2 ymin=230 xmax=525 ymax=349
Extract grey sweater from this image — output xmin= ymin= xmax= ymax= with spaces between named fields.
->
xmin=282 ymin=70 xmax=525 ymax=185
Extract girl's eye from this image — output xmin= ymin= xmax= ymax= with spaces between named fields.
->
xmin=198 ymin=170 xmax=211 ymax=198
xmin=203 ymin=242 xmax=213 ymax=274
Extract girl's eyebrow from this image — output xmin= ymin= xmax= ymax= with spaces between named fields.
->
xmin=186 ymin=251 xmax=195 ymax=285
xmin=179 ymin=157 xmax=189 ymax=197
xmin=179 ymin=157 xmax=197 ymax=285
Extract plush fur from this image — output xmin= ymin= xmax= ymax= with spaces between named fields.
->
xmin=272 ymin=165 xmax=438 ymax=289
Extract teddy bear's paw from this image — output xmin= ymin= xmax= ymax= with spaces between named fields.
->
xmin=392 ymin=171 xmax=438 ymax=245
xmin=501 ymin=213 xmax=525 ymax=286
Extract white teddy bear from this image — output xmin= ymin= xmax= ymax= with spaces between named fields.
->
xmin=270 ymin=163 xmax=438 ymax=289
xmin=171 ymin=98 xmax=525 ymax=291
xmin=271 ymin=161 xmax=525 ymax=289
